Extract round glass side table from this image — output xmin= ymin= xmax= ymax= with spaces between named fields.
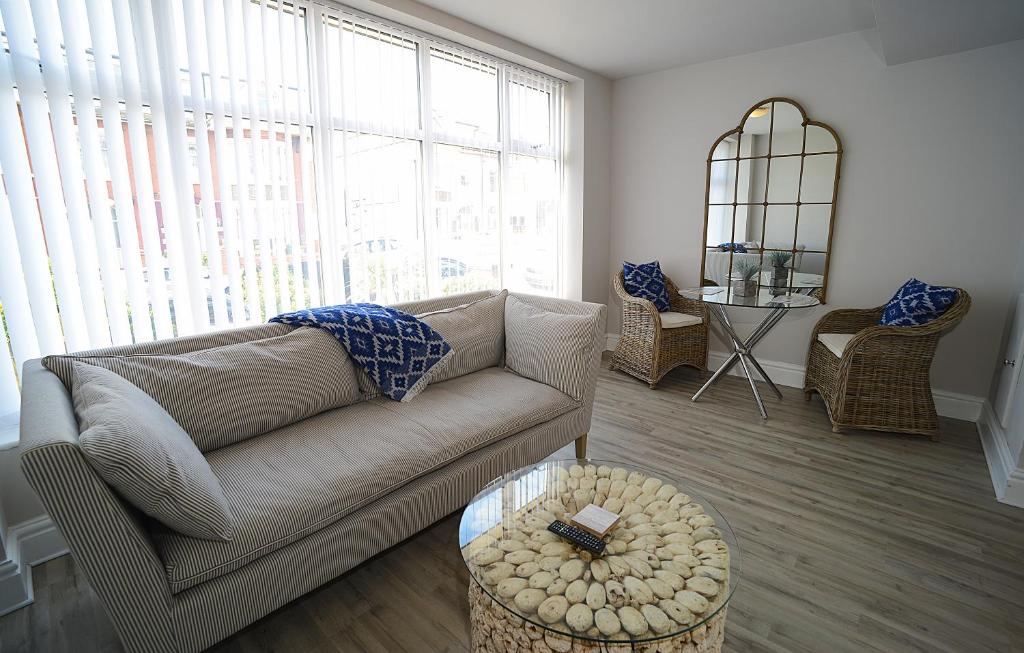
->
xmin=459 ymin=459 xmax=740 ymax=653
xmin=682 ymin=286 xmax=820 ymax=419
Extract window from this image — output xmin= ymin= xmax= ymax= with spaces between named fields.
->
xmin=0 ymin=0 xmax=565 ymax=423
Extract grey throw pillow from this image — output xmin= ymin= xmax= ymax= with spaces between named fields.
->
xmin=504 ymin=295 xmax=596 ymax=401
xmin=44 ymin=326 xmax=362 ymax=452
xmin=418 ymin=289 xmax=508 ymax=384
xmin=71 ymin=361 xmax=235 ymax=541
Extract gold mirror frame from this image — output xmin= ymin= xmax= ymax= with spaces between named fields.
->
xmin=699 ymin=97 xmax=843 ymax=303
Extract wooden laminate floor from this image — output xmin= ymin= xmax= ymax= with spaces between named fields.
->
xmin=3 ymin=359 xmax=1023 ymax=653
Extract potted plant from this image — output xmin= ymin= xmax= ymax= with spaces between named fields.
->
xmin=767 ymin=251 xmax=793 ymax=295
xmin=731 ymin=260 xmax=760 ymax=297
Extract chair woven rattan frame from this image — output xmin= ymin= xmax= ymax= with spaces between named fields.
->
xmin=803 ymin=289 xmax=971 ymax=440
xmin=610 ymin=270 xmax=710 ymax=388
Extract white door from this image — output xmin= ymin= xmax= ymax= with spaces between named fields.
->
xmin=995 ymin=293 xmax=1024 ymax=428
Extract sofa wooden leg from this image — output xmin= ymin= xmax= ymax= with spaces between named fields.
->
xmin=575 ymin=434 xmax=588 ymax=459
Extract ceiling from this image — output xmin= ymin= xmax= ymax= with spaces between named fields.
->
xmin=414 ymin=0 xmax=1024 ymax=79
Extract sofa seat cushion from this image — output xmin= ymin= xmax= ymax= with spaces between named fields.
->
xmin=817 ymin=333 xmax=855 ymax=358
xmin=660 ymin=312 xmax=702 ymax=329
xmin=152 ymin=368 xmax=578 ymax=592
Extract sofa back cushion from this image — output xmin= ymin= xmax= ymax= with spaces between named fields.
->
xmin=419 ymin=290 xmax=508 ymax=383
xmin=504 ymin=295 xmax=596 ymax=401
xmin=44 ymin=327 xmax=362 ymax=452
xmin=71 ymin=361 xmax=236 ymax=540
xmin=357 ymin=290 xmax=508 ymax=395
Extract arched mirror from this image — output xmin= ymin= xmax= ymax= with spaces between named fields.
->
xmin=700 ymin=97 xmax=842 ymax=302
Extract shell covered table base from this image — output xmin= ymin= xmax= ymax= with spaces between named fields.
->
xmin=460 ymin=461 xmax=736 ymax=653
xmin=470 ymin=581 xmax=725 ymax=653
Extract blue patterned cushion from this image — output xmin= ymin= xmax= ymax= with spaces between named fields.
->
xmin=271 ymin=304 xmax=452 ymax=402
xmin=623 ymin=261 xmax=671 ymax=312
xmin=879 ymin=279 xmax=958 ymax=326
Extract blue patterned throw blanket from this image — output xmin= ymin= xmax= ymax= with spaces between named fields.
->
xmin=270 ymin=304 xmax=452 ymax=402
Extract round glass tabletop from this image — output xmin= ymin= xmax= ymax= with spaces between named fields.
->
xmin=681 ymin=285 xmax=821 ymax=309
xmin=459 ymin=459 xmax=740 ymax=644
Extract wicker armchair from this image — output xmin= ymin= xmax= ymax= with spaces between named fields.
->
xmin=610 ymin=271 xmax=710 ymax=388
xmin=803 ymin=289 xmax=971 ymax=440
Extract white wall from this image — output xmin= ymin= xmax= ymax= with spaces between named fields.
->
xmin=609 ymin=30 xmax=1024 ymax=398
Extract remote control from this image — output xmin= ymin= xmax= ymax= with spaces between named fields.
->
xmin=547 ymin=520 xmax=606 ymax=555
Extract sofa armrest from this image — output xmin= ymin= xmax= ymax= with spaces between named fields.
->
xmin=18 ymin=360 xmax=177 ymax=653
xmin=504 ymin=293 xmax=607 ymax=413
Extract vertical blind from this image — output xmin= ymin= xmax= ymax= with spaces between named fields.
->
xmin=0 ymin=0 xmax=565 ymax=421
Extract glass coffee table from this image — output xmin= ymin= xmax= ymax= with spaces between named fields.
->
xmin=682 ymin=286 xmax=820 ymax=419
xmin=459 ymin=460 xmax=739 ymax=652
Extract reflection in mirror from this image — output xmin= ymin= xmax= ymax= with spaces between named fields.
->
xmin=768 ymin=101 xmax=804 ymax=156
xmin=800 ymin=153 xmax=838 ymax=204
xmin=766 ymin=156 xmax=801 ymax=203
xmin=700 ymin=98 xmax=842 ymax=301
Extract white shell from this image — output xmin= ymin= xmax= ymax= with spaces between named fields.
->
xmin=540 ymin=542 xmax=573 ymax=557
xmin=621 ymin=576 xmax=654 ymax=605
xmin=497 ymin=577 xmax=529 ymax=598
xmin=645 ymin=576 xmax=675 ymax=599
xmin=685 ymin=576 xmax=720 ymax=597
xmin=537 ymin=595 xmax=569 ymax=623
xmin=566 ymin=603 xmax=594 ymax=632
xmin=602 ymin=497 xmax=625 ymax=514
xmin=594 ymin=607 xmax=621 ymax=636
xmin=608 ymin=479 xmax=627 ymax=498
xmin=655 ymin=484 xmax=677 ymax=502
xmin=559 ymin=559 xmax=586 ymax=582
xmin=528 ymin=570 xmax=555 ymax=590
xmin=617 ymin=605 xmax=648 ymax=636
xmin=641 ymin=477 xmax=663 ymax=495
xmin=668 ymin=493 xmax=692 ymax=509
xmin=652 ymin=569 xmax=686 ymax=591
xmin=505 ymin=550 xmax=537 ymax=565
xmin=643 ymin=500 xmax=671 ymax=516
xmin=513 ymin=588 xmax=547 ymax=613
xmin=688 ymin=515 xmax=716 ymax=528
xmin=641 ymin=604 xmax=673 ymax=634
xmin=694 ymin=565 xmax=726 ymax=582
xmin=694 ymin=539 xmax=728 ymax=555
xmin=674 ymin=590 xmax=709 ymax=614
xmin=474 ymin=548 xmax=503 ymax=565
xmin=483 ymin=562 xmax=516 ymax=585
xmin=659 ymin=560 xmax=693 ymax=579
xmin=546 ymin=578 xmax=568 ymax=596
xmin=539 ymin=556 xmax=565 ymax=572
xmin=499 ymin=539 xmax=527 ymax=552
xmin=565 ymin=579 xmax=588 ymax=604
xmin=605 ymin=580 xmax=627 ymax=608
xmin=658 ymin=598 xmax=694 ymax=625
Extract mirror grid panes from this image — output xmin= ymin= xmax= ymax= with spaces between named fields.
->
xmin=701 ymin=98 xmax=842 ymax=302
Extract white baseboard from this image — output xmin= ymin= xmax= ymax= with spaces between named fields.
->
xmin=978 ymin=401 xmax=1024 ymax=508
xmin=0 ymin=516 xmax=68 ymax=616
xmin=605 ymin=333 xmax=986 ymax=422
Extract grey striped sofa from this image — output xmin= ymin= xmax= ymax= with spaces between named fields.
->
xmin=19 ymin=290 xmax=606 ymax=653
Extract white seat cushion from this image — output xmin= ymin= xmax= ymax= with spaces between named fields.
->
xmin=817 ymin=333 xmax=855 ymax=358
xmin=660 ymin=312 xmax=703 ymax=329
